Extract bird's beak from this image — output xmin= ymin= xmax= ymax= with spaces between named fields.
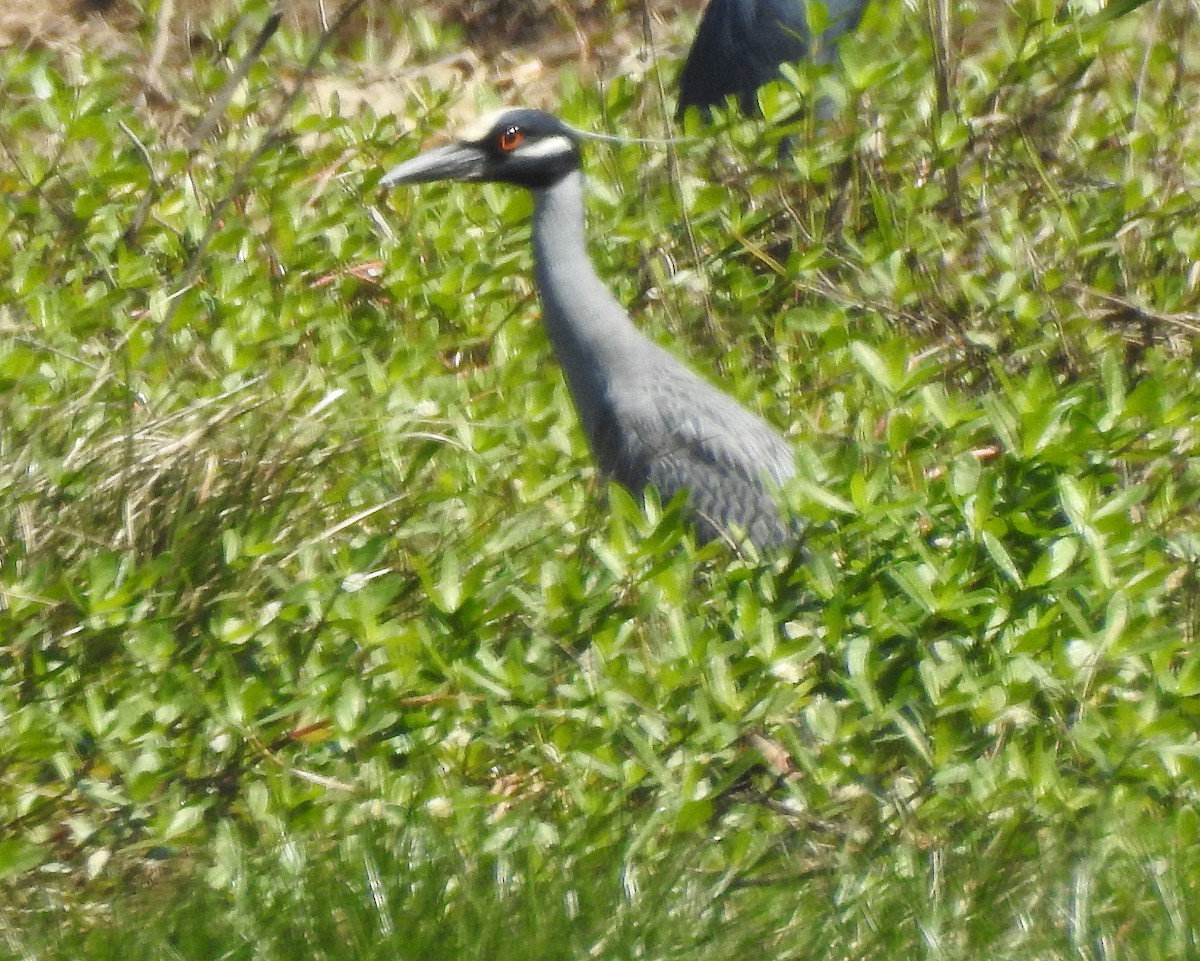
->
xmin=379 ymin=142 xmax=488 ymax=188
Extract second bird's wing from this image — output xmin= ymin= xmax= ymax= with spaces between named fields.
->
xmin=677 ymin=0 xmax=812 ymax=116
xmin=677 ymin=0 xmax=873 ymax=117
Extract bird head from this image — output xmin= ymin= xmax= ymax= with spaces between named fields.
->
xmin=380 ymin=107 xmax=584 ymax=192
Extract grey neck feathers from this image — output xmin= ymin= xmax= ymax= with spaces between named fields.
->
xmin=530 ymin=170 xmax=648 ymax=442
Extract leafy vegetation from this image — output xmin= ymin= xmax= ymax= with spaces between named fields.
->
xmin=1 ymin=0 xmax=1198 ymax=956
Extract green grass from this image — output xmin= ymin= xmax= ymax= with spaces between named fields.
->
xmin=5 ymin=814 xmax=1198 ymax=959
xmin=1 ymin=0 xmax=1199 ymax=956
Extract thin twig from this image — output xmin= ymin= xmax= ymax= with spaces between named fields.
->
xmin=637 ymin=0 xmax=720 ymax=349
xmin=926 ymin=0 xmax=962 ymax=222
xmin=1070 ymin=285 xmax=1200 ymax=336
xmin=144 ymin=0 xmax=177 ymax=101
xmin=186 ymin=8 xmax=284 ymax=151
xmin=151 ymin=0 xmax=371 ymax=355
xmin=119 ymin=120 xmax=161 ymax=243
xmin=281 ymin=495 xmax=407 ymax=564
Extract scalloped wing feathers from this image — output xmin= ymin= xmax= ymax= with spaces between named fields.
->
xmin=593 ymin=362 xmax=797 ymax=548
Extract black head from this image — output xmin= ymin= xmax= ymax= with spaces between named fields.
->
xmin=380 ymin=107 xmax=584 ymax=192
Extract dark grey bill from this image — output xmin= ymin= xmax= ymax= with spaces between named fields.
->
xmin=379 ymin=142 xmax=488 ymax=188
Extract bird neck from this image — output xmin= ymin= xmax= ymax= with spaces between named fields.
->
xmin=529 ymin=171 xmax=645 ymax=435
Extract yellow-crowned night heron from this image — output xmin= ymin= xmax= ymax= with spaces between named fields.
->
xmin=677 ymin=0 xmax=871 ymax=121
xmin=381 ymin=108 xmax=797 ymax=549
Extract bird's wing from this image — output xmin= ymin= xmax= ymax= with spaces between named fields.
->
xmin=677 ymin=0 xmax=872 ymax=116
xmin=594 ymin=366 xmax=797 ymax=546
xmin=677 ymin=0 xmax=812 ymax=116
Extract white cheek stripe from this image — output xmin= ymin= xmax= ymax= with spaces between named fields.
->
xmin=517 ymin=135 xmax=573 ymax=160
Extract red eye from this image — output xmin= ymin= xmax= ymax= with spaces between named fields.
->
xmin=497 ymin=126 xmax=525 ymax=152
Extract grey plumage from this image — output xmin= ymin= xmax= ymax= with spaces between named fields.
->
xmin=677 ymin=0 xmax=871 ymax=120
xmin=381 ymin=108 xmax=797 ymax=549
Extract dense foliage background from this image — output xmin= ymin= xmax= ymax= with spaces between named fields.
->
xmin=1 ymin=0 xmax=1197 ymax=956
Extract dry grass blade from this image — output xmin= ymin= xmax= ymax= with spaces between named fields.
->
xmin=1 ymin=378 xmax=368 ymax=566
xmin=1073 ymin=284 xmax=1200 ymax=338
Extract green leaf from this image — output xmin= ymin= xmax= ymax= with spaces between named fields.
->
xmin=1027 ymin=537 xmax=1080 ymax=587
xmin=792 ymin=480 xmax=857 ymax=516
xmin=982 ymin=531 xmax=1023 ymax=587
xmin=164 ymin=805 xmax=206 ymax=840
xmin=850 ymin=341 xmax=902 ymax=393
xmin=430 ymin=552 xmax=462 ymax=614
xmin=1057 ymin=475 xmax=1091 ymax=528
xmin=0 ymin=839 xmax=45 ymax=881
